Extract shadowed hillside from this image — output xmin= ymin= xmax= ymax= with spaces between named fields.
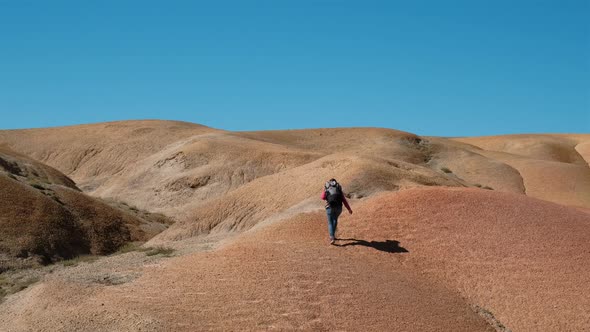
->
xmin=0 ymin=146 xmax=171 ymax=271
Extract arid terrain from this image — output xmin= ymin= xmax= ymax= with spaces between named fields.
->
xmin=0 ymin=120 xmax=588 ymax=331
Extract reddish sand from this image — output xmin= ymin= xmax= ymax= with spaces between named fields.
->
xmin=2 ymin=187 xmax=588 ymax=331
xmin=346 ymin=187 xmax=590 ymax=331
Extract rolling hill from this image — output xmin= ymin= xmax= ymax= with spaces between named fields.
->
xmin=0 ymin=120 xmax=588 ymax=331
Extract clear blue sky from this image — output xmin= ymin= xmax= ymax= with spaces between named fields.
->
xmin=0 ymin=0 xmax=588 ymax=136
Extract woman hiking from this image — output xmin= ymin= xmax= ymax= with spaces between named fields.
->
xmin=322 ymin=178 xmax=353 ymax=244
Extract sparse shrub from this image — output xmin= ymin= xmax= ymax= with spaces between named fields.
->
xmin=474 ymin=184 xmax=483 ymax=188
xmin=472 ymin=304 xmax=511 ymax=332
xmin=144 ymin=246 xmax=175 ymax=257
xmin=30 ymin=183 xmax=45 ymax=190
xmin=62 ymin=255 xmax=99 ymax=267
xmin=114 ymin=241 xmax=146 ymax=254
xmin=114 ymin=243 xmax=174 ymax=257
xmin=0 ymin=277 xmax=10 ymax=301
xmin=11 ymin=277 xmax=39 ymax=293
xmin=0 ymin=276 xmax=39 ymax=302
xmin=483 ymin=186 xmax=494 ymax=190
xmin=440 ymin=167 xmax=452 ymax=173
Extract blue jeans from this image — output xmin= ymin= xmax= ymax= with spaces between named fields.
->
xmin=326 ymin=206 xmax=342 ymax=239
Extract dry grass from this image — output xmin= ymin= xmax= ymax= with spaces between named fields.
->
xmin=473 ymin=305 xmax=512 ymax=332
xmin=0 ymin=275 xmax=39 ymax=302
xmin=113 ymin=242 xmax=174 ymax=257
xmin=143 ymin=246 xmax=175 ymax=257
xmin=114 ymin=241 xmax=146 ymax=254
xmin=61 ymin=255 xmax=99 ymax=267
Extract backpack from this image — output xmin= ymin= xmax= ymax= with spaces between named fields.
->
xmin=325 ymin=180 xmax=343 ymax=207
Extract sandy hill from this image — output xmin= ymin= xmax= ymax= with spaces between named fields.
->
xmin=0 ymin=120 xmax=589 ymax=331
xmin=4 ymin=121 xmax=586 ymax=229
xmin=452 ymin=134 xmax=590 ymax=208
xmin=1 ymin=188 xmax=587 ymax=331
xmin=0 ymin=120 xmax=216 ymax=192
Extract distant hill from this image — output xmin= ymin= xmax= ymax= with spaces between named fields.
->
xmin=1 ymin=121 xmax=588 ymax=238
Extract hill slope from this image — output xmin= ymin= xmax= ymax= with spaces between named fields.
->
xmin=5 ymin=121 xmax=584 ymax=232
xmin=0 ymin=146 xmax=169 ymax=271
xmin=452 ymin=134 xmax=590 ymax=208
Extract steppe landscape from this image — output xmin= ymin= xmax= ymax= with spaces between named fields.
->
xmin=0 ymin=120 xmax=589 ymax=331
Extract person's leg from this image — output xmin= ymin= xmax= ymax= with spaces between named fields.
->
xmin=333 ymin=206 xmax=342 ymax=239
xmin=326 ymin=208 xmax=336 ymax=241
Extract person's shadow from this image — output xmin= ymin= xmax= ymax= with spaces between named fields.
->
xmin=334 ymin=239 xmax=409 ymax=254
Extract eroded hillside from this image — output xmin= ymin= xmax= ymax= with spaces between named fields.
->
xmin=0 ymin=145 xmax=171 ymax=271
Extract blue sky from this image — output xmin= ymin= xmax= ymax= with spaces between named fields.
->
xmin=0 ymin=0 xmax=588 ymax=136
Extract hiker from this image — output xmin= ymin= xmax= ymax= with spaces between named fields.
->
xmin=322 ymin=178 xmax=353 ymax=244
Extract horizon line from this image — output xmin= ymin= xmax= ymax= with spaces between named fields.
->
xmin=0 ymin=118 xmax=587 ymax=138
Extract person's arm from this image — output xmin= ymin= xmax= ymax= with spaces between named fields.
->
xmin=321 ymin=190 xmax=327 ymax=200
xmin=342 ymin=194 xmax=353 ymax=214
